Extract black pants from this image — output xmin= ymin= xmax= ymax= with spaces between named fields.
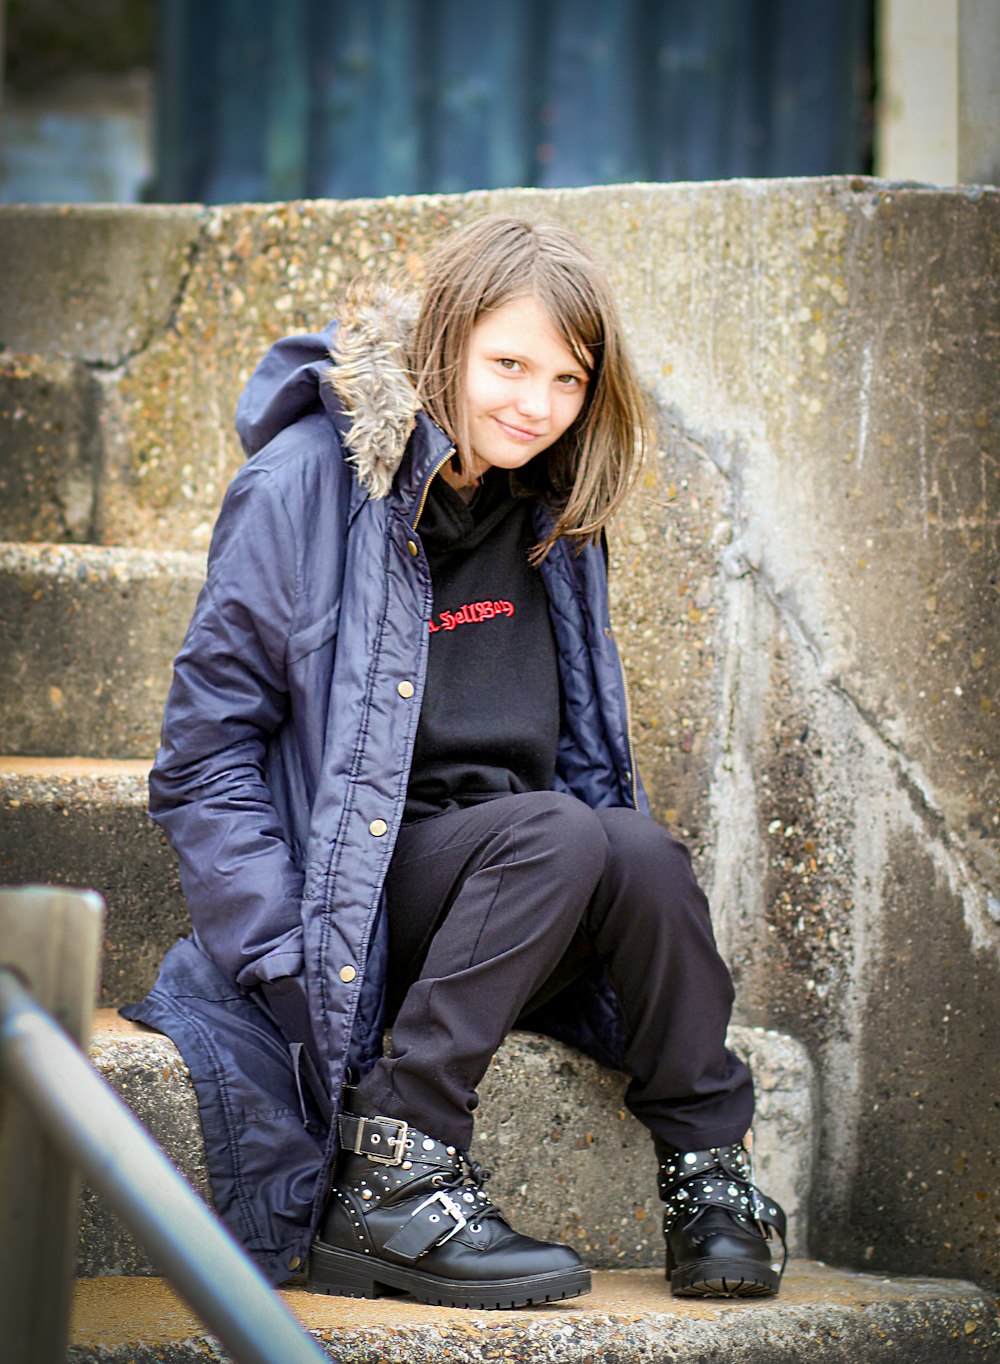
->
xmin=353 ymin=791 xmax=753 ymax=1152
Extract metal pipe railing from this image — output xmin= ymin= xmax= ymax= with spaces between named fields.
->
xmin=0 ymin=964 xmax=329 ymax=1364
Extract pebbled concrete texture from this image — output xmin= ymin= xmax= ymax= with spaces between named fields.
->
xmin=707 ymin=578 xmax=1000 ymax=1289
xmin=0 ymin=355 xmax=103 ymax=543
xmin=77 ymin=1014 xmax=813 ymax=1277
xmin=477 ymin=1023 xmax=813 ymax=1270
xmin=0 ymin=543 xmax=203 ymax=757
xmin=79 ymin=1014 xmax=210 ymax=1279
xmin=2 ymin=180 xmax=998 ymax=1291
xmin=0 ymin=760 xmax=187 ymax=1005
xmin=68 ymin=1264 xmax=999 ymax=1363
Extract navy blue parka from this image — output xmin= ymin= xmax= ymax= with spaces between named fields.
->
xmin=124 ymin=302 xmax=649 ymax=1283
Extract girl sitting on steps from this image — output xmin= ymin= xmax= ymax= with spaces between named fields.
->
xmin=127 ymin=214 xmax=786 ymax=1309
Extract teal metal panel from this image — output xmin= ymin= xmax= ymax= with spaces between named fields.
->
xmin=152 ymin=0 xmax=872 ymax=203
xmin=308 ymin=0 xmax=422 ymax=198
xmin=266 ymin=0 xmax=312 ymax=200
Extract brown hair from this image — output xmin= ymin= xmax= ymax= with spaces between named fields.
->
xmin=409 ymin=216 xmax=648 ymax=557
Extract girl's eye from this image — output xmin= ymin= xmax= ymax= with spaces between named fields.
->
xmin=497 ymin=358 xmax=520 ymax=371
xmin=557 ymin=373 xmax=582 ymax=387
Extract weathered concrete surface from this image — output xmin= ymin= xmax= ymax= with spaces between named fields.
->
xmin=478 ymin=1023 xmax=813 ymax=1270
xmin=0 ymin=205 xmax=203 ymax=366
xmin=78 ymin=1014 xmax=813 ymax=1278
xmin=0 ymin=760 xmax=187 ymax=1004
xmin=709 ymin=582 xmax=1000 ymax=1292
xmin=0 ymin=356 xmax=103 ymax=542
xmin=672 ymin=184 xmax=1000 ymax=1292
xmin=600 ymin=181 xmax=998 ymax=1294
xmin=0 ymin=544 xmax=203 ymax=756
xmin=68 ymin=1264 xmax=999 ymax=1363
xmin=2 ymin=181 xmax=998 ymax=1291
xmin=78 ymin=1013 xmax=210 ymax=1279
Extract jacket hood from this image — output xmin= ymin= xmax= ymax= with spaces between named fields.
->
xmin=326 ymin=284 xmax=422 ymax=498
xmin=235 ymin=284 xmax=423 ymax=499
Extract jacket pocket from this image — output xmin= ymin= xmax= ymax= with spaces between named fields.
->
xmin=287 ymin=600 xmax=340 ymax=664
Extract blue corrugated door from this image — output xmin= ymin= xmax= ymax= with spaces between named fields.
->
xmin=152 ymin=0 xmax=872 ymax=202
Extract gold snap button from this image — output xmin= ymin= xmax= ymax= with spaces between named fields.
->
xmin=406 ymin=539 xmax=419 ymax=557
xmin=288 ymin=1256 xmax=302 ymax=1271
xmin=339 ymin=965 xmax=357 ymax=984
xmin=397 ymin=680 xmax=415 ymax=699
xmin=369 ymin=818 xmax=388 ymax=837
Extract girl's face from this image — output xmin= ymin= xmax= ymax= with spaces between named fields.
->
xmin=460 ymin=294 xmax=590 ymax=483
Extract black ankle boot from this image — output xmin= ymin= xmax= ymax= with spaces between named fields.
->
xmin=655 ymin=1140 xmax=787 ymax=1298
xmin=308 ymin=1106 xmax=591 ymax=1309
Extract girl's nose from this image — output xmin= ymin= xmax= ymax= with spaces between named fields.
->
xmin=516 ymin=381 xmax=551 ymax=421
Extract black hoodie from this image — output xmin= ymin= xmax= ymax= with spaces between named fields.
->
xmin=404 ymin=469 xmax=560 ymax=821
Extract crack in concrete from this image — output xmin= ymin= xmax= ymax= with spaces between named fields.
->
xmin=80 ymin=214 xmax=210 ymax=375
xmin=667 ymin=411 xmax=997 ymax=915
xmin=747 ymin=560 xmax=998 ymax=910
xmin=737 ymin=545 xmax=997 ymax=900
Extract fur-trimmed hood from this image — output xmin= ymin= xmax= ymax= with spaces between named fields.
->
xmin=235 ymin=285 xmax=425 ymax=500
xmin=325 ymin=284 xmax=422 ymax=499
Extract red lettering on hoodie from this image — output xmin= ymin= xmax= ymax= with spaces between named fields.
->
xmin=429 ymin=599 xmax=515 ymax=633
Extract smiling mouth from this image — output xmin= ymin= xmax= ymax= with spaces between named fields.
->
xmin=493 ymin=416 xmax=546 ymax=442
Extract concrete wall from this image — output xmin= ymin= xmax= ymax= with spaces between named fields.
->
xmin=0 ymin=179 xmax=997 ymax=1290
xmin=877 ymin=0 xmax=1000 ymax=185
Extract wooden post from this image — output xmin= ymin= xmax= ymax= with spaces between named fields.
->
xmin=0 ymin=885 xmax=104 ymax=1364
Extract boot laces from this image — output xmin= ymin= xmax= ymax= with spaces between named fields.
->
xmin=432 ymin=1153 xmax=500 ymax=1226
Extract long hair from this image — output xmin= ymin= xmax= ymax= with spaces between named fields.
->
xmin=409 ymin=216 xmax=649 ymax=557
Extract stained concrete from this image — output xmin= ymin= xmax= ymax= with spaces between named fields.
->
xmin=78 ymin=1014 xmax=210 ymax=1279
xmin=0 ymin=205 xmax=202 ymax=366
xmin=0 ymin=354 xmax=103 ymax=542
xmin=1 ymin=180 xmax=997 ymax=1292
xmin=0 ymin=760 xmax=186 ymax=1005
xmin=68 ymin=1265 xmax=999 ymax=1363
xmin=708 ymin=572 xmax=1000 ymax=1290
xmin=0 ymin=544 xmax=204 ymax=757
xmin=78 ymin=1014 xmax=814 ymax=1277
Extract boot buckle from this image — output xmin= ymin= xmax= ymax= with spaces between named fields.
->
xmin=351 ymin=1115 xmax=410 ymax=1165
xmin=411 ymin=1190 xmax=468 ymax=1244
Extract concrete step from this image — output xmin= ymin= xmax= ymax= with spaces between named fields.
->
xmin=79 ymin=1013 xmax=815 ymax=1278
xmin=68 ymin=1265 xmax=999 ymax=1363
xmin=0 ymin=541 xmax=202 ymax=758
xmin=0 ymin=758 xmax=186 ymax=1006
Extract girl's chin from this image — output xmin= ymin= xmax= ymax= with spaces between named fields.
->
xmin=470 ymin=449 xmax=542 ymax=474
xmin=469 ymin=431 xmax=554 ymax=471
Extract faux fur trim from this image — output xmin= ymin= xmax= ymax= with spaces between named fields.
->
xmin=325 ymin=283 xmax=422 ymax=499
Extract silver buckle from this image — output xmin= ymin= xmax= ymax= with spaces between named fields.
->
xmin=353 ymin=1116 xmax=409 ymax=1166
xmin=750 ymin=1186 xmax=771 ymax=1239
xmin=411 ymin=1190 xmax=468 ymax=1244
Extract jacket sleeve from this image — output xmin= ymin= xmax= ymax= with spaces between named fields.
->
xmin=150 ymin=463 xmax=307 ymax=990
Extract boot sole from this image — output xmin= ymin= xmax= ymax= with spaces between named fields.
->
xmin=308 ymin=1242 xmax=591 ymax=1309
xmin=670 ymin=1256 xmax=780 ymax=1299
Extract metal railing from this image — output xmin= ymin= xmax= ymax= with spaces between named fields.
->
xmin=0 ymin=886 xmax=328 ymax=1364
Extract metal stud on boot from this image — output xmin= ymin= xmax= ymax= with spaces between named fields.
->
xmin=655 ymin=1141 xmax=787 ymax=1298
xmin=308 ymin=1106 xmax=591 ymax=1309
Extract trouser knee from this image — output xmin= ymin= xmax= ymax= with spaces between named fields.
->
xmin=507 ymin=791 xmax=609 ymax=929
xmin=592 ymin=806 xmax=713 ymax=935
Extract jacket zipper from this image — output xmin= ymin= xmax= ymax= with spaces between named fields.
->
xmin=412 ymin=446 xmax=456 ymax=532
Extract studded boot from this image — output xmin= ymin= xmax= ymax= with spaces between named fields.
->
xmin=655 ymin=1140 xmax=787 ymax=1298
xmin=308 ymin=1101 xmax=591 ymax=1309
